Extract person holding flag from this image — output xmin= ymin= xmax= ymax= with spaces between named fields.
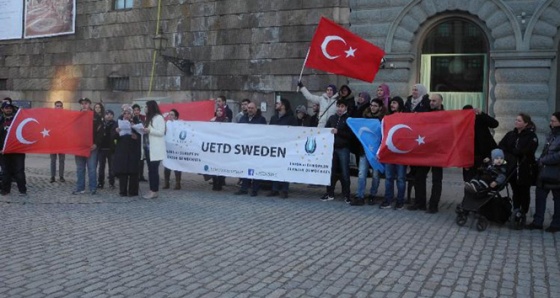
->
xmin=380 ymin=96 xmax=407 ymax=210
xmin=0 ymin=102 xmax=27 ymax=196
xmin=351 ymin=98 xmax=386 ymax=206
xmin=298 ymin=81 xmax=339 ymax=128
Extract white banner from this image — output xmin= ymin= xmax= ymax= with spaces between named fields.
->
xmin=0 ymin=0 xmax=23 ymax=40
xmin=163 ymin=121 xmax=334 ymax=185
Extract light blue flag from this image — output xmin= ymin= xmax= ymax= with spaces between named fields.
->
xmin=347 ymin=117 xmax=384 ymax=173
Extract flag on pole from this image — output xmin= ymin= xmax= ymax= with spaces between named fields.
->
xmin=305 ymin=17 xmax=385 ymax=83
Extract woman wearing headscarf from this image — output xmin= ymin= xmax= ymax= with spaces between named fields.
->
xmin=376 ymin=83 xmax=391 ymax=108
xmin=404 ymin=83 xmax=430 ymax=113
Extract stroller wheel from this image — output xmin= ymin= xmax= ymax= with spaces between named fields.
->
xmin=456 ymin=214 xmax=468 ymax=226
xmin=476 ymin=218 xmax=488 ymax=231
xmin=512 ymin=213 xmax=526 ymax=230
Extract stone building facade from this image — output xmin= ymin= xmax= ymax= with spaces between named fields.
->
xmin=0 ymin=0 xmax=559 ymax=140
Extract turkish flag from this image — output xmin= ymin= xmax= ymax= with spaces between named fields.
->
xmin=159 ymin=100 xmax=215 ymax=121
xmin=378 ymin=110 xmax=475 ymax=168
xmin=305 ymin=17 xmax=385 ymax=83
xmin=3 ymin=108 xmax=93 ymax=157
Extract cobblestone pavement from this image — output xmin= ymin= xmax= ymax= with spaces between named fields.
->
xmin=1 ymin=155 xmax=558 ymax=297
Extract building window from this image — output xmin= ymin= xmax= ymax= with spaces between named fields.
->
xmin=108 ymin=77 xmax=130 ymax=91
xmin=114 ymin=0 xmax=133 ymax=10
xmin=0 ymin=79 xmax=7 ymax=90
xmin=420 ymin=19 xmax=489 ymax=110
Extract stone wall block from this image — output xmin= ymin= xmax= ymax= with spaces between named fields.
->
xmin=268 ymin=59 xmax=304 ymax=75
xmin=251 ymin=44 xmax=287 ymax=60
xmin=540 ymin=8 xmax=560 ymax=26
xmin=49 ymin=52 xmax=74 ymax=66
xmin=495 ymin=68 xmax=550 ymax=83
xmin=189 ymin=2 xmax=216 ymax=17
xmin=494 ymin=83 xmax=549 ymax=100
xmin=252 ymin=27 xmax=282 ymax=44
xmin=494 ymin=37 xmax=516 ymax=51
xmin=530 ymin=35 xmax=555 ymax=50
xmin=5 ymin=55 xmax=30 ymax=68
xmin=467 ymin=0 xmax=486 ymax=15
xmin=14 ymin=78 xmax=50 ymax=91
xmin=206 ymin=61 xmax=249 ymax=76
xmin=485 ymin=11 xmax=508 ymax=33
xmin=419 ymin=0 xmax=438 ymax=17
xmin=362 ymin=7 xmax=402 ymax=23
xmin=476 ymin=2 xmax=498 ymax=23
xmin=216 ymin=29 xmax=252 ymax=45
xmin=351 ymin=24 xmax=391 ymax=40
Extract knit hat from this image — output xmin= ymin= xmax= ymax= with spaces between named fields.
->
xmin=491 ymin=148 xmax=504 ymax=160
xmin=295 ymin=105 xmax=307 ymax=114
xmin=327 ymin=84 xmax=337 ymax=94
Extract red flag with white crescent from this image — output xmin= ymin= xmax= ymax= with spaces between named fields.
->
xmin=159 ymin=100 xmax=215 ymax=121
xmin=378 ymin=110 xmax=475 ymax=167
xmin=3 ymin=108 xmax=93 ymax=157
xmin=305 ymin=17 xmax=385 ymax=83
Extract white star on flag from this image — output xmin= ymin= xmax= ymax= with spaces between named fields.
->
xmin=416 ymin=135 xmax=425 ymax=145
xmin=41 ymin=128 xmax=50 ymax=138
xmin=345 ymin=47 xmax=356 ymax=57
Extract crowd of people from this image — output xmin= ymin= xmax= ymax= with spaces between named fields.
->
xmin=0 ymin=83 xmax=559 ymax=233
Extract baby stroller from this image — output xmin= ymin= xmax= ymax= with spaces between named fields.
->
xmin=455 ymin=169 xmax=515 ymax=231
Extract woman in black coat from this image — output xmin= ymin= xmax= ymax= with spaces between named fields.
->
xmin=498 ymin=113 xmax=538 ymax=216
xmin=527 ymin=112 xmax=560 ymax=232
xmin=113 ymin=108 xmax=142 ymax=197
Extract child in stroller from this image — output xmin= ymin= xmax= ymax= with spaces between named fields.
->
xmin=465 ymin=149 xmax=507 ymax=194
xmin=456 ymin=148 xmax=513 ymax=231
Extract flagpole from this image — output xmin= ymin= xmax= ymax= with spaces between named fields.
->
xmin=297 ymin=48 xmax=310 ymax=92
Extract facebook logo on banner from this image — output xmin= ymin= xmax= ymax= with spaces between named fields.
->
xmin=248 ymin=169 xmax=255 ymax=176
xmin=346 ymin=118 xmax=384 ymax=173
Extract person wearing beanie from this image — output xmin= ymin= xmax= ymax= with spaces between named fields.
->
xmin=353 ymin=91 xmax=371 ymax=118
xmin=297 ymin=80 xmax=339 ymax=128
xmin=464 ymin=148 xmax=507 ymax=193
xmin=295 ymin=105 xmax=311 ymax=127
xmin=338 ymin=85 xmax=356 ymax=116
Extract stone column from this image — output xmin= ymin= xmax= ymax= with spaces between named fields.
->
xmin=491 ymin=51 xmax=556 ymax=144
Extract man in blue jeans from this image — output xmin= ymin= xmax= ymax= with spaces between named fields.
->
xmin=73 ymin=98 xmax=103 ymax=195
xmin=321 ymin=100 xmax=352 ymax=202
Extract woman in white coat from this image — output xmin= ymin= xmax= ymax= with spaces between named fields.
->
xmin=142 ymin=100 xmax=166 ymax=199
xmin=297 ymin=81 xmax=339 ymax=128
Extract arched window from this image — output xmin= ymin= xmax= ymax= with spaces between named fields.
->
xmin=420 ymin=19 xmax=489 ymax=110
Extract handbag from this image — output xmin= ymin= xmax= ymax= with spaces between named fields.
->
xmin=538 ymin=164 xmax=560 ymax=184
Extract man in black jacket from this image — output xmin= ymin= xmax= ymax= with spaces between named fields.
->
xmin=0 ymin=102 xmax=27 ymax=196
xmin=408 ymin=93 xmax=444 ymax=213
xmin=321 ymin=100 xmax=353 ymax=202
xmin=267 ymin=98 xmax=297 ymax=198
xmin=234 ymin=102 xmax=267 ymax=196
xmin=97 ymin=109 xmax=117 ymax=189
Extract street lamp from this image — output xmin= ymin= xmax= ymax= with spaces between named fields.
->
xmin=153 ymin=29 xmax=192 ymax=75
